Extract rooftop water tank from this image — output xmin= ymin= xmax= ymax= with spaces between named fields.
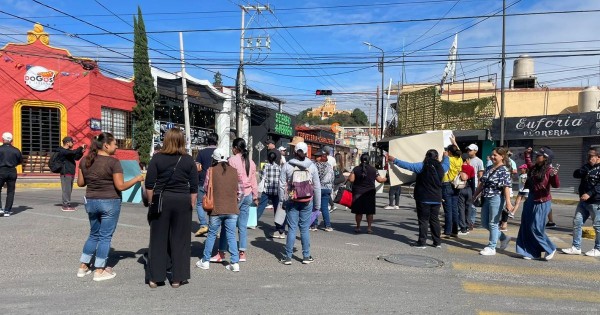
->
xmin=513 ymin=55 xmax=535 ymax=79
xmin=578 ymin=86 xmax=600 ymax=113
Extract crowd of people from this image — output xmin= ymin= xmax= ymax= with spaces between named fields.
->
xmin=3 ymin=127 xmax=598 ymax=288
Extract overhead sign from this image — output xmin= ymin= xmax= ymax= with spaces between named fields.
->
xmin=24 ymin=66 xmax=57 ymax=91
xmin=491 ymin=112 xmax=600 ymax=139
xmin=273 ymin=112 xmax=293 ymax=137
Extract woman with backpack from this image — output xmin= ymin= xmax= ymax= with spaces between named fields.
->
xmin=278 ymin=141 xmax=321 ymax=265
xmin=256 ymin=151 xmax=284 ymax=238
xmin=349 ymin=153 xmax=387 ymax=234
xmin=210 ymin=138 xmax=257 ymax=263
xmin=388 ymin=150 xmax=449 ymax=248
xmin=473 ymin=147 xmax=514 ymax=256
xmin=196 ymin=148 xmax=242 ymax=272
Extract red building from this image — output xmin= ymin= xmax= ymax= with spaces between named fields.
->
xmin=0 ymin=24 xmax=138 ymax=174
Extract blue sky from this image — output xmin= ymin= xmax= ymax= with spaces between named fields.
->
xmin=1 ymin=0 xmax=599 ymax=119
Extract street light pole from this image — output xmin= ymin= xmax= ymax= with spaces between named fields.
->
xmin=363 ymin=42 xmax=385 ymax=164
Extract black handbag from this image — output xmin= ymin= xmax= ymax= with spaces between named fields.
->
xmin=148 ymin=156 xmax=182 ymax=215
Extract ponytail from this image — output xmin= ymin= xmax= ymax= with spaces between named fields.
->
xmin=85 ymin=132 xmax=115 ymax=168
xmin=360 ymin=153 xmax=369 ymax=178
xmin=233 ymin=138 xmax=250 ymax=176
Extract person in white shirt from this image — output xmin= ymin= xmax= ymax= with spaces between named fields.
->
xmin=466 ymin=144 xmax=484 ymax=229
xmin=278 ymin=146 xmax=287 ymax=165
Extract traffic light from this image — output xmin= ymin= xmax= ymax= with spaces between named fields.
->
xmin=315 ymin=89 xmax=332 ymax=96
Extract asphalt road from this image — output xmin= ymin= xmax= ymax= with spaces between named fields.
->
xmin=0 ymin=188 xmax=598 ymax=314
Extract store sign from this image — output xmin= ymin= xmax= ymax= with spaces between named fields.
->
xmin=24 ymin=66 xmax=57 ymax=91
xmin=492 ymin=112 xmax=600 ymax=139
xmin=296 ymin=131 xmax=335 ymax=145
xmin=153 ymin=120 xmax=214 ymax=149
xmin=273 ymin=112 xmax=293 ymax=137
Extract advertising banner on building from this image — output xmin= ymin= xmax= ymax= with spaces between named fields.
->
xmin=154 ymin=120 xmax=214 ymax=150
xmin=491 ymin=112 xmax=600 ymax=139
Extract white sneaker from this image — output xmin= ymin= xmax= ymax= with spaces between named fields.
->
xmin=585 ymin=248 xmax=600 ymax=257
xmin=226 ymin=263 xmax=240 ymax=272
xmin=195 ymin=259 xmax=209 ymax=270
xmin=479 ymin=247 xmax=496 ymax=256
xmin=499 ymin=236 xmax=511 ymax=250
xmin=394 ymin=205 xmax=400 ymax=210
xmin=545 ymin=249 xmax=557 ymax=260
xmin=561 ymin=246 xmax=581 ymax=255
xmin=384 ymin=205 xmax=395 ymax=210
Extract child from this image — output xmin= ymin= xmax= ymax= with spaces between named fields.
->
xmin=511 ymin=164 xmax=529 ymax=217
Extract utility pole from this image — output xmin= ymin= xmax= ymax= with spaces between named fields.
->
xmin=236 ymin=4 xmax=272 ymax=145
xmin=375 ymin=86 xmax=380 ymax=143
xmin=179 ymin=32 xmax=191 ymax=155
xmin=499 ymin=0 xmax=506 ymax=146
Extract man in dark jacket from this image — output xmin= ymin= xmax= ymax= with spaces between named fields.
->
xmin=0 ymin=132 xmax=22 ymax=217
xmin=54 ymin=136 xmax=86 ymax=211
xmin=562 ymin=147 xmax=600 ymax=256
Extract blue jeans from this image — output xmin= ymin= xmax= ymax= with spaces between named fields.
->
xmin=285 ymin=200 xmax=312 ymax=259
xmin=256 ymin=193 xmax=283 ymax=231
xmin=219 ymin=194 xmax=252 ymax=252
xmin=195 ymin=186 xmax=208 ymax=227
xmin=313 ymin=189 xmax=332 ymax=228
xmin=572 ymin=201 xmax=600 ymax=250
xmin=203 ymin=214 xmax=239 ymax=263
xmin=442 ymin=183 xmax=459 ymax=235
xmin=80 ymin=199 xmax=121 ymax=268
xmin=481 ymin=194 xmax=507 ymax=248
xmin=469 ymin=204 xmax=478 ymax=225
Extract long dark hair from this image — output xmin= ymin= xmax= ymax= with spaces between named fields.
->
xmin=447 ymin=145 xmax=461 ymax=157
xmin=359 ymin=153 xmax=370 ymax=179
xmin=529 ymin=148 xmax=550 ymax=182
xmin=212 ymin=159 xmax=229 ymax=173
xmin=423 ymin=149 xmax=439 ymax=163
xmin=232 ymin=138 xmax=250 ymax=176
xmin=85 ymin=132 xmax=115 ymax=168
xmin=267 ymin=151 xmax=277 ymax=165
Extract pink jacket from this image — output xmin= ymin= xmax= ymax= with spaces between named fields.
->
xmin=229 ymin=153 xmax=258 ymax=199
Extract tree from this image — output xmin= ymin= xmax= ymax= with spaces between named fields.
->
xmin=351 ymin=108 xmax=369 ymax=126
xmin=132 ymin=6 xmax=157 ymax=165
xmin=213 ymin=71 xmax=222 ymax=87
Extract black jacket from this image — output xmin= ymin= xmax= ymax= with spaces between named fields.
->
xmin=53 ymin=146 xmax=84 ymax=175
xmin=574 ymin=163 xmax=594 ymax=197
xmin=581 ymin=163 xmax=600 ymax=203
xmin=0 ymin=144 xmax=22 ymax=169
xmin=414 ymin=159 xmax=445 ymax=203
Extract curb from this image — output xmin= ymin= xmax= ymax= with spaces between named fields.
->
xmin=15 ymin=182 xmax=82 ymax=189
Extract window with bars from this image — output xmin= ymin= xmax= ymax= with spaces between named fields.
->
xmin=101 ymin=107 xmax=133 ymax=149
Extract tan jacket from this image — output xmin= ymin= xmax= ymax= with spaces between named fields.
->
xmin=208 ymin=163 xmax=239 ymax=216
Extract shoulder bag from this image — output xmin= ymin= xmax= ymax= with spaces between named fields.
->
xmin=148 ymin=156 xmax=182 ymax=215
xmin=202 ymin=167 xmax=214 ymax=212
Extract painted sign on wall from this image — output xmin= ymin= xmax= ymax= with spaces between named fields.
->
xmin=24 ymin=66 xmax=57 ymax=91
xmin=492 ymin=112 xmax=600 ymax=139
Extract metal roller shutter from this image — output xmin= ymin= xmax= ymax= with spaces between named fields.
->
xmin=533 ymin=138 xmax=581 ymax=193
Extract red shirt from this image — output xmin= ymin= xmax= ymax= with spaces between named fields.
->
xmin=461 ymin=164 xmax=476 ymax=179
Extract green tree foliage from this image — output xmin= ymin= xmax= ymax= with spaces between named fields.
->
xmin=213 ymin=71 xmax=222 ymax=87
xmin=132 ymin=6 xmax=157 ymax=165
xmin=295 ymin=108 xmax=370 ymax=127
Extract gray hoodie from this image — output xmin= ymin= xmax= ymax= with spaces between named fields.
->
xmin=279 ymin=158 xmax=321 ymax=209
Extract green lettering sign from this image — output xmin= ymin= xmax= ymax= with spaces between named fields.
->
xmin=274 ymin=112 xmax=293 ymax=137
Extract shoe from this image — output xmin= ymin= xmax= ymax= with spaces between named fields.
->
xmin=450 ymin=233 xmax=458 ymax=237
xmin=280 ymin=257 xmax=292 ymax=265
xmin=394 ymin=205 xmax=400 ymax=210
xmin=62 ymin=206 xmax=75 ymax=212
xmin=171 ymin=281 xmax=181 ymax=288
xmin=523 ymin=256 xmax=532 ymax=260
xmin=209 ymin=251 xmax=225 ymax=262
xmin=93 ymin=270 xmax=116 ymax=281
xmin=499 ymin=222 xmax=508 ymax=232
xmin=194 ymin=226 xmax=208 ymax=237
xmin=499 ymin=236 xmax=511 ymax=250
xmin=410 ymin=242 xmax=426 ymax=249
xmin=195 ymin=259 xmax=209 ymax=270
xmin=457 ymin=230 xmax=469 ymax=236
xmin=3 ymin=210 xmax=11 ymax=217
xmin=384 ymin=205 xmax=395 ymax=210
xmin=508 ymin=212 xmax=515 ymax=219
xmin=309 ymin=226 xmax=318 ymax=231
xmin=479 ymin=247 xmax=496 ymax=256
xmin=329 ymin=206 xmax=337 ymax=213
xmin=148 ymin=281 xmax=158 ymax=289
xmin=432 ymin=243 xmax=442 ymax=249
xmin=302 ymin=256 xmax=314 ymax=264
xmin=323 ymin=227 xmax=333 ymax=232
xmin=77 ymin=267 xmax=92 ymax=278
xmin=545 ymin=249 xmax=557 ymax=260
xmin=226 ymin=263 xmax=240 ymax=272
xmin=585 ymin=248 xmax=600 ymax=257
xmin=561 ymin=246 xmax=581 ymax=255
xmin=468 ymin=224 xmax=474 ymax=231
xmin=271 ymin=232 xmax=286 ymax=239
xmin=239 ymin=251 xmax=247 ymax=262
xmin=546 ymin=221 xmax=556 ymax=228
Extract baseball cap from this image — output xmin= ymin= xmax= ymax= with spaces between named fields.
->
xmin=323 ymin=145 xmax=332 ymax=152
xmin=294 ymin=142 xmax=308 ymax=153
xmin=277 ymin=146 xmax=286 ymax=151
xmin=313 ymin=149 xmax=326 ymax=157
xmin=2 ymin=132 xmax=12 ymax=141
xmin=466 ymin=144 xmax=478 ymax=151
xmin=211 ymin=148 xmax=229 ymax=163
xmin=266 ymin=139 xmax=275 ymax=145
xmin=534 ymin=147 xmax=554 ymax=161
xmin=518 ymin=164 xmax=528 ymax=170
xmin=62 ymin=136 xmax=74 ymax=144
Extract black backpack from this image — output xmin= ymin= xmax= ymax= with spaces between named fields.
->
xmin=48 ymin=152 xmax=63 ymax=173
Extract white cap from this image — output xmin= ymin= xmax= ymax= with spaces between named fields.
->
xmin=466 ymin=144 xmax=478 ymax=151
xmin=278 ymin=146 xmax=286 ymax=151
xmin=2 ymin=132 xmax=13 ymax=141
xmin=211 ymin=148 xmax=228 ymax=163
xmin=294 ymin=142 xmax=308 ymax=153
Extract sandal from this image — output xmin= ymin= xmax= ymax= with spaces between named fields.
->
xmin=354 ymin=228 xmax=361 ymax=234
